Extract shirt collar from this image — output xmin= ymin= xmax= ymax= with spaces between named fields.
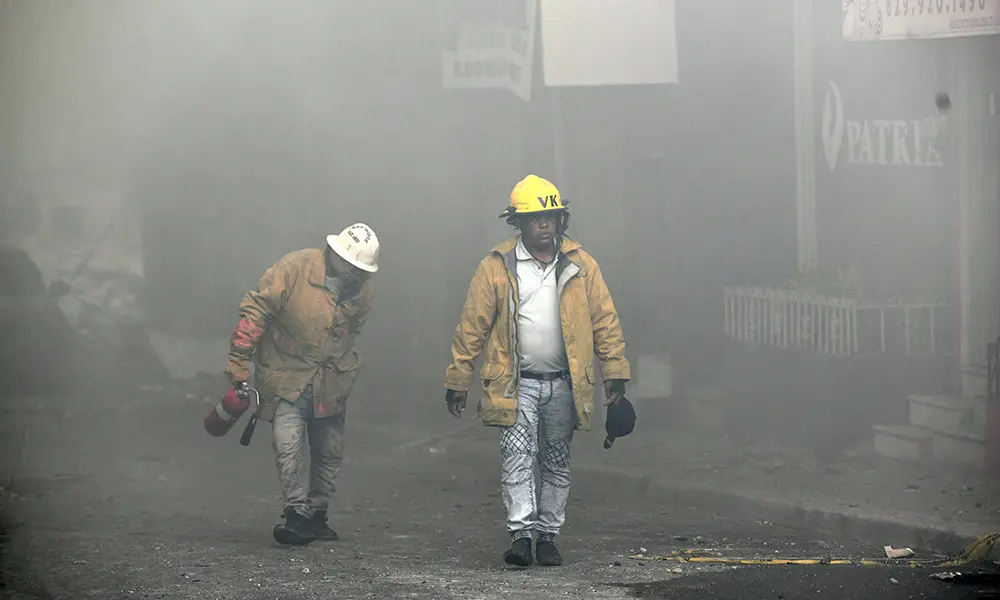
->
xmin=515 ymin=238 xmax=532 ymax=261
xmin=516 ymin=236 xmax=558 ymax=261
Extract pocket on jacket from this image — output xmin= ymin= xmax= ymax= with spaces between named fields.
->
xmin=585 ymin=363 xmax=596 ymax=385
xmin=480 ymin=362 xmax=507 ymax=388
xmin=334 ymin=348 xmax=361 ymax=372
xmin=324 ymin=352 xmax=361 ymax=402
xmin=332 ymin=367 xmax=360 ymax=401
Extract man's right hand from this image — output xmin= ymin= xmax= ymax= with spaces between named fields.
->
xmin=445 ymin=389 xmax=467 ymax=418
xmin=233 ymin=380 xmax=250 ymax=400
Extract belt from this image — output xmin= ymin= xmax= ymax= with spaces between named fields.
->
xmin=520 ymin=370 xmax=570 ymax=381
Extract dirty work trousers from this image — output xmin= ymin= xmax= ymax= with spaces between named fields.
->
xmin=500 ymin=376 xmax=576 ymax=542
xmin=271 ymin=386 xmax=345 ymax=518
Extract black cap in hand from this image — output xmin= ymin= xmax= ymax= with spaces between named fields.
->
xmin=604 ymin=397 xmax=636 ymax=449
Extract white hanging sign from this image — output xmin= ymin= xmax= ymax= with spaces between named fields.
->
xmin=442 ymin=0 xmax=537 ymax=102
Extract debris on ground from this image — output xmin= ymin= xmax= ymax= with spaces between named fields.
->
xmin=937 ymin=532 xmax=999 ymax=567
xmin=62 ymin=269 xmax=170 ymax=387
xmin=0 ymin=244 xmax=78 ymax=392
xmin=929 ymin=571 xmax=1000 ymax=585
xmin=884 ymin=546 xmax=915 ymax=559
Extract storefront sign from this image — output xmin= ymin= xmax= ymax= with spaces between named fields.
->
xmin=820 ymin=80 xmax=946 ymax=171
xmin=843 ymin=0 xmax=1000 ymax=40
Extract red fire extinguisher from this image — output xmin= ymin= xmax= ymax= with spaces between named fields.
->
xmin=204 ymin=383 xmax=259 ymax=441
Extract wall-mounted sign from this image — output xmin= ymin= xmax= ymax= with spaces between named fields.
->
xmin=820 ymin=80 xmax=946 ymax=171
xmin=843 ymin=0 xmax=1000 ymax=41
xmin=540 ymin=0 xmax=678 ymax=87
xmin=442 ymin=0 xmax=537 ymax=101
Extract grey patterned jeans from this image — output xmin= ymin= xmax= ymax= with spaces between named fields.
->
xmin=271 ymin=387 xmax=345 ymax=519
xmin=500 ymin=376 xmax=576 ymax=542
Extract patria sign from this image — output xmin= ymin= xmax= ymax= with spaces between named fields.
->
xmin=820 ymin=80 xmax=945 ymax=171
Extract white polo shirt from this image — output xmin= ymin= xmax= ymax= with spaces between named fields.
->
xmin=515 ymin=238 xmax=569 ymax=373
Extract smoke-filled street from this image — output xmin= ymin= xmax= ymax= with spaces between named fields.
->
xmin=3 ymin=384 xmax=990 ymax=600
xmin=3 ymin=0 xmax=1000 ymax=598
xmin=0 ymin=384 xmax=815 ymax=599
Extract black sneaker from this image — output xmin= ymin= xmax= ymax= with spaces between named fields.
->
xmin=272 ymin=510 xmax=316 ymax=546
xmin=503 ymin=537 xmax=533 ymax=567
xmin=307 ymin=510 xmax=339 ymax=541
xmin=535 ymin=539 xmax=562 ymax=566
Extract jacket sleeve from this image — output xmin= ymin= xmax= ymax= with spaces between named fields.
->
xmin=224 ymin=259 xmax=292 ymax=383
xmin=585 ymin=261 xmax=631 ymax=382
xmin=444 ymin=257 xmax=499 ymax=393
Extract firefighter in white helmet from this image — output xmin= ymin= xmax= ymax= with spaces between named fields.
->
xmin=225 ymin=223 xmax=379 ymax=545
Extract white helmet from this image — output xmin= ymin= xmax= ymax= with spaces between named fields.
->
xmin=327 ymin=223 xmax=379 ymax=273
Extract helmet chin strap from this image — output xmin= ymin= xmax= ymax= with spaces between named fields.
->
xmin=558 ymin=211 xmax=571 ymax=235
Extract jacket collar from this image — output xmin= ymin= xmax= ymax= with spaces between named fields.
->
xmin=494 ymin=235 xmax=587 ymax=277
xmin=307 ymin=247 xmax=372 ymax=305
xmin=492 ymin=235 xmax=583 ymax=256
xmin=307 ymin=248 xmax=327 ymax=287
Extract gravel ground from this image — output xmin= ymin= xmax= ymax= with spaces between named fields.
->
xmin=0 ymin=388 xmax=986 ymax=599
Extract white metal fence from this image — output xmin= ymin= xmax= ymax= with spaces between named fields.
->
xmin=723 ymin=286 xmax=951 ymax=357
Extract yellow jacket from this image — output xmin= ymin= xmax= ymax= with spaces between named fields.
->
xmin=225 ymin=248 xmax=373 ymax=422
xmin=445 ymin=236 xmax=630 ymax=431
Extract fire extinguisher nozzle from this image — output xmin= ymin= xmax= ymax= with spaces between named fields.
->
xmin=240 ymin=415 xmax=258 ymax=446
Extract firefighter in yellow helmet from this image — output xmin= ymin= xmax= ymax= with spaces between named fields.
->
xmin=443 ymin=175 xmax=631 ymax=567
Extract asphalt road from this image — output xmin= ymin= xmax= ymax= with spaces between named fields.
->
xmin=0 ymin=386 xmax=993 ymax=599
xmin=624 ymin=568 xmax=999 ymax=599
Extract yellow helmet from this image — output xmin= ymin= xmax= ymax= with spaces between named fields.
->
xmin=498 ymin=174 xmax=567 ymax=219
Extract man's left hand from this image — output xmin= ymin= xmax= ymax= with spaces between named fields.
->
xmin=604 ymin=379 xmax=626 ymax=406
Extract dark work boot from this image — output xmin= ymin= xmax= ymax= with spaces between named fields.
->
xmin=503 ymin=537 xmax=533 ymax=567
xmin=307 ymin=510 xmax=339 ymax=541
xmin=272 ymin=510 xmax=316 ymax=546
xmin=535 ymin=539 xmax=563 ymax=566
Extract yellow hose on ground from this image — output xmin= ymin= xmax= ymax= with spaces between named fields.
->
xmin=628 ymin=532 xmax=999 ymax=569
xmin=628 ymin=555 xmax=940 ymax=567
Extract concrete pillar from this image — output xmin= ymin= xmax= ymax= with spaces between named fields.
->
xmin=952 ymin=37 xmax=1000 ymax=397
xmin=951 ymin=40 xmax=973 ymax=396
xmin=793 ymin=0 xmax=818 ymax=273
